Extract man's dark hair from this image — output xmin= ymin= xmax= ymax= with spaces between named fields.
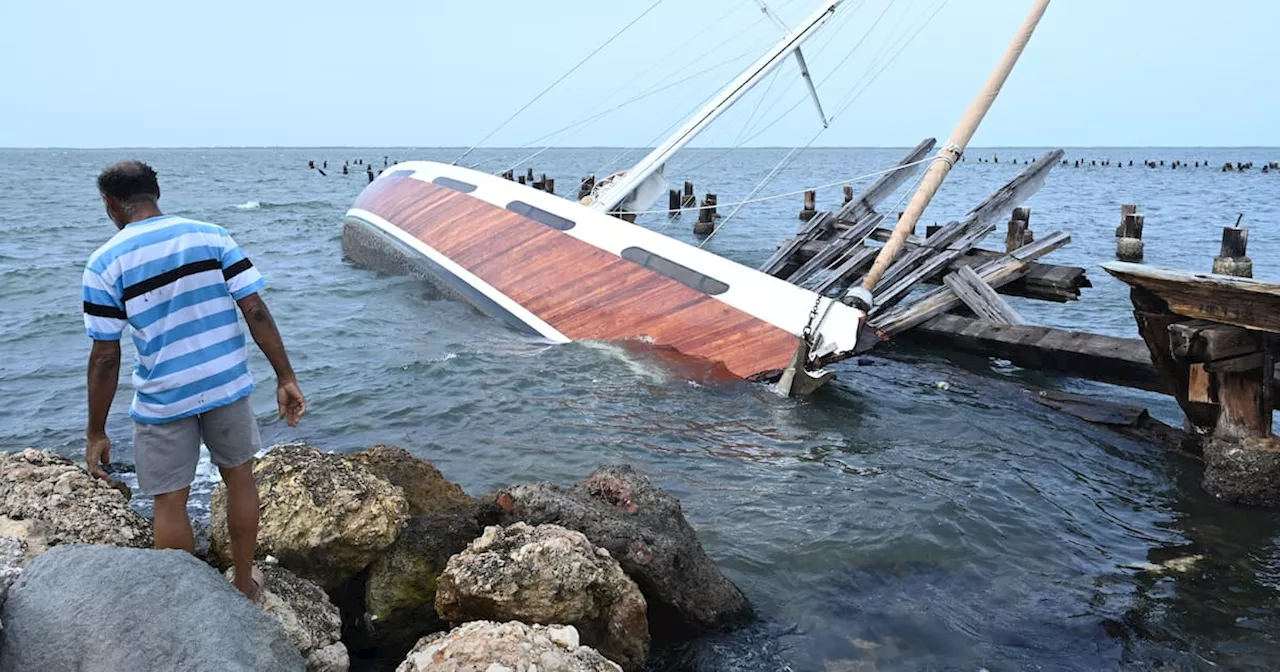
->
xmin=97 ymin=161 xmax=160 ymax=203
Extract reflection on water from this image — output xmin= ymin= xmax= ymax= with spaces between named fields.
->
xmin=3 ymin=147 xmax=1280 ymax=670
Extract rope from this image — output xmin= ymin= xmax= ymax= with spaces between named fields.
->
xmin=452 ymin=0 xmax=666 ymax=166
xmin=627 ymin=156 xmax=929 ymax=217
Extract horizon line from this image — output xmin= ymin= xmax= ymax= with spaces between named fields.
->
xmin=2 ymin=145 xmax=1278 ymax=151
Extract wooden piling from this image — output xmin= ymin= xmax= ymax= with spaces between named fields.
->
xmin=694 ymin=195 xmax=716 ymax=235
xmin=1116 ymin=211 xmax=1144 ymax=262
xmin=526 ymin=168 xmax=534 ymax=183
xmin=799 ymin=190 xmax=817 ymax=221
xmin=843 ymin=185 xmax=854 ymax=206
xmin=1213 ymin=225 xmax=1252 ymax=278
xmin=502 ymin=169 xmax=515 ymax=181
xmin=1005 ymin=206 xmax=1033 ymax=252
xmin=925 ymin=224 xmax=943 ymax=238
xmin=579 ymin=174 xmax=595 ymax=200
xmin=681 ymin=181 xmax=696 ymax=209
xmin=518 ymin=175 xmax=527 ymax=185
xmin=668 ymin=189 xmax=681 ymax=215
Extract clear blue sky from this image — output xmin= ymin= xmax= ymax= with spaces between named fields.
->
xmin=2 ymin=0 xmax=1274 ymax=148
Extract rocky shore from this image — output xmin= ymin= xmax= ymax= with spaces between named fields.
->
xmin=0 ymin=443 xmax=752 ymax=671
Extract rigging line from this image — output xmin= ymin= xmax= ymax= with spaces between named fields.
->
xmin=733 ymin=0 xmax=903 ymax=149
xmin=733 ymin=61 xmax=785 ymax=146
xmin=678 ymin=0 xmax=892 ymax=176
xmin=626 ymin=156 xmax=929 ymax=217
xmin=502 ymin=38 xmax=775 ymax=175
xmin=452 ymin=0 xmax=666 ymax=167
xmin=827 ymin=0 xmax=948 ymax=122
xmin=699 ymin=0 xmax=946 ymax=250
xmin=486 ymin=3 xmax=772 ymax=170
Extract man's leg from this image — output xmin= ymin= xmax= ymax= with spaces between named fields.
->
xmin=153 ymin=486 xmax=195 ymax=553
xmin=134 ymin=416 xmax=200 ymax=553
xmin=201 ymin=396 xmax=264 ymax=600
xmin=218 ymin=461 xmax=259 ymax=598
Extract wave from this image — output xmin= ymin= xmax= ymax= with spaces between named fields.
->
xmin=231 ymin=199 xmax=334 ymax=211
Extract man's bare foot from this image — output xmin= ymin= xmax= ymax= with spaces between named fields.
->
xmin=229 ymin=565 xmax=265 ymax=604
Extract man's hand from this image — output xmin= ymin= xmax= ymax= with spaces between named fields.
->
xmin=277 ymin=378 xmax=306 ymax=427
xmin=86 ymin=432 xmax=112 ymax=480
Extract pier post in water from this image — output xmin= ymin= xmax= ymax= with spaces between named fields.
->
xmin=1116 ymin=209 xmax=1144 ymax=262
xmin=1005 ymin=207 xmax=1033 ymax=252
xmin=799 ymin=190 xmax=817 ymax=221
xmin=693 ymin=195 xmax=715 ymax=236
xmin=668 ymin=189 xmax=681 ymax=215
xmin=579 ymin=174 xmax=595 ymax=200
xmin=544 ymin=177 xmax=555 ymax=195
xmin=1213 ymin=223 xmax=1252 ymax=278
xmin=843 ymin=186 xmax=854 ymax=207
xmin=681 ymin=181 xmax=696 ymax=209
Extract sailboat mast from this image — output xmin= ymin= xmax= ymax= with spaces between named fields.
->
xmin=848 ymin=0 xmax=1051 ymax=309
xmin=591 ymin=0 xmax=842 ymax=214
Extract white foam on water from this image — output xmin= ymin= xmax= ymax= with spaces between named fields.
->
xmin=234 ymin=200 xmax=262 ymax=210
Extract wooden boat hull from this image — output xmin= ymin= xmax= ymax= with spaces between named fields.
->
xmin=344 ymin=161 xmax=865 ymax=381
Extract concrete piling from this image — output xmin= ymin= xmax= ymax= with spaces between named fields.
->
xmin=1116 ymin=206 xmax=1144 ymax=262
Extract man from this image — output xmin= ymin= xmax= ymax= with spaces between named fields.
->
xmin=83 ymin=160 xmax=305 ymax=601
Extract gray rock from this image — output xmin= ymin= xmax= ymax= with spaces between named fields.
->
xmin=209 ymin=443 xmax=409 ymax=589
xmin=350 ymin=445 xmax=474 ymax=517
xmin=0 ymin=449 xmax=152 ymax=552
xmin=0 ymin=536 xmax=22 ymax=636
xmin=225 ymin=563 xmax=349 ymax=671
xmin=360 ymin=511 xmax=482 ymax=651
xmin=396 ymin=621 xmax=621 ymax=672
xmin=1203 ymin=437 xmax=1280 ymax=507
xmin=483 ymin=465 xmax=751 ymax=638
xmin=435 ymin=523 xmax=648 ymax=671
xmin=0 ymin=544 xmax=304 ymax=672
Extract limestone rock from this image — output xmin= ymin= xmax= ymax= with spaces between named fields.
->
xmin=1203 ymin=436 xmax=1280 ymax=507
xmin=396 ymin=621 xmax=621 ymax=672
xmin=209 ymin=443 xmax=409 ymax=589
xmin=436 ymin=523 xmax=648 ymax=670
xmin=225 ymin=563 xmax=349 ymax=671
xmin=351 ymin=445 xmax=473 ymax=516
xmin=483 ymin=465 xmax=751 ymax=638
xmin=0 ymin=536 xmax=23 ymax=636
xmin=361 ymin=511 xmax=482 ymax=651
xmin=0 ymin=545 xmax=304 ymax=671
xmin=0 ymin=449 xmax=152 ymax=553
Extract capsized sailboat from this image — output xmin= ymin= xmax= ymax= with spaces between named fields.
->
xmin=342 ymin=0 xmax=1050 ymax=394
xmin=344 ymin=1 xmax=872 ymax=392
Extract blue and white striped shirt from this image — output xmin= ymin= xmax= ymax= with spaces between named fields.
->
xmin=82 ymin=215 xmax=266 ymax=424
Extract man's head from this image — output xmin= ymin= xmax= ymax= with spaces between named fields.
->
xmin=97 ymin=161 xmax=161 ymax=229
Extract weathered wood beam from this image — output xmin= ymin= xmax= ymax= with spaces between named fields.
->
xmin=1102 ymin=262 xmax=1280 ymax=333
xmin=833 ymin=138 xmax=937 ymax=224
xmin=942 ymin=264 xmax=1026 ymax=324
xmin=871 ymin=224 xmax=995 ymax=313
xmin=760 ymin=211 xmax=834 ymax=276
xmin=869 ymin=231 xmax=1071 ymax=335
xmin=786 ymin=215 xmax=884 ymax=285
xmin=813 ymin=246 xmax=879 ymax=296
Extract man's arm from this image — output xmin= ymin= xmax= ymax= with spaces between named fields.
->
xmin=237 ymin=292 xmax=306 ymax=426
xmin=86 ymin=339 xmax=121 ymax=480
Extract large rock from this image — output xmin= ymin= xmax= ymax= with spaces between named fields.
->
xmin=483 ymin=465 xmax=751 ymax=638
xmin=0 ymin=536 xmax=22 ymax=636
xmin=351 ymin=445 xmax=474 ymax=516
xmin=0 ymin=545 xmax=304 ymax=671
xmin=361 ymin=511 xmax=482 ymax=651
xmin=0 ymin=449 xmax=152 ymax=553
xmin=225 ymin=563 xmax=349 ymax=672
xmin=396 ymin=621 xmax=621 ymax=672
xmin=209 ymin=443 xmax=409 ymax=589
xmin=436 ymin=523 xmax=648 ymax=671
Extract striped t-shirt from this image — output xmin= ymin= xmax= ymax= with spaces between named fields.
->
xmin=82 ymin=215 xmax=266 ymax=424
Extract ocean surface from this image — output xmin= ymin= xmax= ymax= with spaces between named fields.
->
xmin=3 ymin=146 xmax=1280 ymax=671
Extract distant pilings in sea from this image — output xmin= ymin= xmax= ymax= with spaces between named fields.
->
xmin=306 ymin=156 xmax=397 ymax=178
xmin=963 ymin=154 xmax=1277 ymax=173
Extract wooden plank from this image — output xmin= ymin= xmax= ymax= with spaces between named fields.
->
xmin=813 ymin=246 xmax=879 ymax=295
xmin=872 ymin=225 xmax=994 ymax=312
xmin=942 ymin=265 xmax=1026 ymax=324
xmin=1168 ymin=321 xmax=1261 ymax=363
xmin=869 ymin=231 xmax=1071 ymax=335
xmin=1102 ymin=262 xmax=1280 ymax=334
xmin=760 ymin=211 xmax=834 ymax=276
xmin=1032 ymin=390 xmax=1148 ymax=427
xmin=1188 ymin=363 xmax=1213 ymax=403
xmin=786 ymin=214 xmax=884 ymax=284
xmin=768 ymin=139 xmax=936 ymax=280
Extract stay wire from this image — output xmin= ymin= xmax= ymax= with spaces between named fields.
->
xmin=452 ymin=0 xmax=666 ymax=166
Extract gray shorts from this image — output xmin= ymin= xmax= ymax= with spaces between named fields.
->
xmin=133 ymin=396 xmax=262 ymax=496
